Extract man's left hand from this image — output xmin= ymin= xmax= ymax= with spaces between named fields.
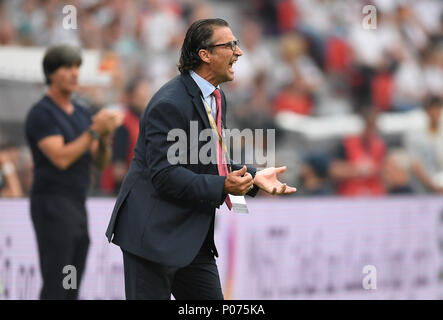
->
xmin=253 ymin=166 xmax=297 ymax=195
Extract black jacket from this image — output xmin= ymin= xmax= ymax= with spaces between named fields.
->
xmin=105 ymin=72 xmax=258 ymax=267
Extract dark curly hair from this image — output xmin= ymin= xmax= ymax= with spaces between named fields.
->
xmin=178 ymin=18 xmax=229 ymax=74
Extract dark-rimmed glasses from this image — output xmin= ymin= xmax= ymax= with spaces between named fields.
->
xmin=207 ymin=40 xmax=240 ymax=52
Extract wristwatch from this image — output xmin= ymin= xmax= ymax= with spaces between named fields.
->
xmin=88 ymin=128 xmax=100 ymax=140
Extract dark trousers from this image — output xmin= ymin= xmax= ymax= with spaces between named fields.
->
xmin=30 ymin=193 xmax=90 ymax=300
xmin=122 ymin=241 xmax=224 ymax=300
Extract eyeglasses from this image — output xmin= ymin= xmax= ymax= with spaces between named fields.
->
xmin=207 ymin=40 xmax=240 ymax=52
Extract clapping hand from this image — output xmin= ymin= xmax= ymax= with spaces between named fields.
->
xmin=92 ymin=109 xmax=123 ymax=136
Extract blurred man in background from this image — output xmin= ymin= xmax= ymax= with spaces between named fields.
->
xmin=330 ymin=108 xmax=386 ymax=196
xmin=299 ymin=152 xmax=332 ymax=196
xmin=0 ymin=147 xmax=23 ymax=197
xmin=383 ymin=148 xmax=414 ymax=194
xmin=406 ymin=96 xmax=443 ymax=193
xmin=25 ymin=45 xmax=121 ymax=299
xmin=100 ymin=78 xmax=151 ymax=194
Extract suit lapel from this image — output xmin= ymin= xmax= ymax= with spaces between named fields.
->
xmin=192 ymin=95 xmax=211 ymax=130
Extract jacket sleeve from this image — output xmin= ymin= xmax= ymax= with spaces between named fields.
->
xmin=231 ymin=163 xmax=260 ymax=197
xmin=145 ymin=99 xmax=226 ymax=207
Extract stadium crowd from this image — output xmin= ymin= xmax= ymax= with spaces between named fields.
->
xmin=0 ymin=0 xmax=443 ymax=197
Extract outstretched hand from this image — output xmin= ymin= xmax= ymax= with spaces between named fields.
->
xmin=253 ymin=166 xmax=297 ymax=195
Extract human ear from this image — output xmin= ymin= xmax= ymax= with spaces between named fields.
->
xmin=198 ymin=49 xmax=211 ymax=64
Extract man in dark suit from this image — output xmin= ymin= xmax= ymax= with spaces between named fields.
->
xmin=105 ymin=18 xmax=297 ymax=300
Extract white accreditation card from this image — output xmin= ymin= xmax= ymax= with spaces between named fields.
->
xmin=229 ymin=195 xmax=249 ymax=214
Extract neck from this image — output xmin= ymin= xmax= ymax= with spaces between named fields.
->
xmin=47 ymin=86 xmax=72 ymax=109
xmin=193 ymin=67 xmax=218 ymax=87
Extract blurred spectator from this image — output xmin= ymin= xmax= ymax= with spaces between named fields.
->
xmin=392 ymin=50 xmax=426 ymax=111
xmin=138 ymin=0 xmax=183 ymax=54
xmin=232 ymin=72 xmax=274 ymax=130
xmin=371 ymin=55 xmax=396 ymax=112
xmin=383 ymin=148 xmax=414 ymax=194
xmin=273 ymin=33 xmax=323 ymax=94
xmin=272 ymin=67 xmax=314 ymax=116
xmin=0 ymin=148 xmax=24 ymax=197
xmin=329 ymin=108 xmax=386 ymax=196
xmin=324 ymin=34 xmax=352 ymax=76
xmin=229 ymin=71 xmax=278 ymax=167
xmin=101 ymin=78 xmax=151 ymax=194
xmin=248 ymin=0 xmax=279 ymax=36
xmin=78 ymin=8 xmax=105 ymax=49
xmin=429 ymin=10 xmax=443 ymax=44
xmin=138 ymin=0 xmax=184 ymax=89
xmin=185 ymin=0 xmax=213 ymax=25
xmin=231 ymin=18 xmax=273 ymax=92
xmin=11 ymin=0 xmax=37 ymax=46
xmin=412 ymin=0 xmax=443 ymax=42
xmin=396 ymin=3 xmax=429 ymax=51
xmin=14 ymin=146 xmax=33 ymax=195
xmin=405 ymin=96 xmax=443 ymax=194
xmin=421 ymin=44 xmax=443 ymax=100
xmin=0 ymin=0 xmax=17 ymax=45
xmin=315 ymin=74 xmax=352 ymax=116
xmin=349 ymin=8 xmax=403 ymax=109
xmin=294 ymin=0 xmax=339 ymax=68
xmin=0 ymin=0 xmax=443 ymax=197
xmin=276 ymin=0 xmax=298 ymax=34
xmin=299 ymin=152 xmax=332 ymax=196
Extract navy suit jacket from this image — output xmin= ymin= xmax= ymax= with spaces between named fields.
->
xmin=105 ymin=72 xmax=259 ymax=267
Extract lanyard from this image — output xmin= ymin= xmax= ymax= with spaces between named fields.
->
xmin=202 ymin=98 xmax=232 ymax=173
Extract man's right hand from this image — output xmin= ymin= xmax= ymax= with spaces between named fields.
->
xmin=91 ymin=109 xmax=122 ymax=136
xmin=223 ymin=165 xmax=254 ymax=196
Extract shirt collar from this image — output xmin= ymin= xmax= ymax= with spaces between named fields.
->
xmin=190 ymin=70 xmax=219 ymax=99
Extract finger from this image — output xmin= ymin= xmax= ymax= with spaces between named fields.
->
xmin=233 ymin=165 xmax=247 ymax=176
xmin=115 ymin=115 xmax=124 ymax=126
xmin=284 ymin=186 xmax=297 ymax=194
xmin=97 ymin=109 xmax=109 ymax=117
xmin=110 ymin=110 xmax=123 ymax=117
xmin=243 ymin=181 xmax=254 ymax=192
xmin=241 ymin=173 xmax=253 ymax=184
xmin=111 ymin=111 xmax=123 ymax=119
xmin=271 ymin=187 xmax=277 ymax=195
xmin=238 ymin=181 xmax=252 ymax=190
xmin=285 ymin=186 xmax=297 ymax=193
xmin=279 ymin=184 xmax=287 ymax=194
xmin=275 ymin=166 xmax=287 ymax=174
xmin=112 ymin=116 xmax=123 ymax=127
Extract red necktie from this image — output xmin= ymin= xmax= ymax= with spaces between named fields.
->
xmin=212 ymin=88 xmax=232 ymax=210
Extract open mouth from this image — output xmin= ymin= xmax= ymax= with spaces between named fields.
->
xmin=228 ymin=60 xmax=237 ymax=72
